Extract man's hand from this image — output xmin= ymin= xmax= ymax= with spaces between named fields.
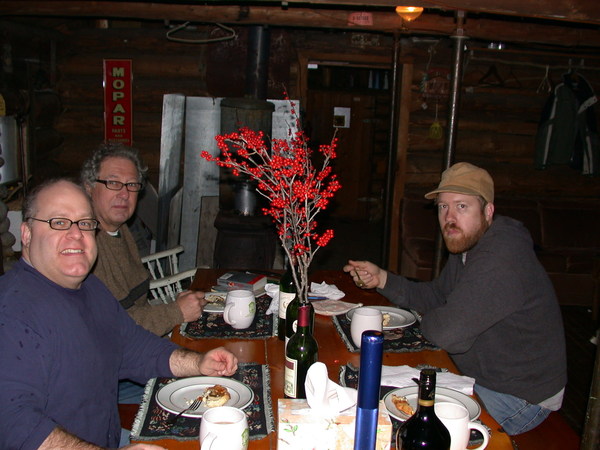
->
xmin=170 ymin=347 xmax=238 ymax=378
xmin=198 ymin=347 xmax=239 ymax=376
xmin=176 ymin=290 xmax=207 ymax=322
xmin=343 ymin=260 xmax=388 ymax=290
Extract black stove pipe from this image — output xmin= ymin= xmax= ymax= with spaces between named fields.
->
xmin=246 ymin=25 xmax=270 ymax=99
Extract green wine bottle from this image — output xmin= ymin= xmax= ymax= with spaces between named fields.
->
xmin=284 ymin=305 xmax=318 ymax=399
xmin=285 ymin=297 xmax=314 ymax=347
xmin=278 ymin=265 xmax=296 ymax=341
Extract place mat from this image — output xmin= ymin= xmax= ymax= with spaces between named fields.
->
xmin=339 ymin=364 xmax=489 ymax=448
xmin=130 ymin=362 xmax=274 ymax=442
xmin=180 ymin=293 xmax=275 ymax=339
xmin=332 ymin=310 xmax=439 ymax=353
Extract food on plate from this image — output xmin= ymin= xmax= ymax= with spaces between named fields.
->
xmin=202 ymin=384 xmax=231 ymax=407
xmin=391 ymin=394 xmax=414 ymax=416
xmin=205 ymin=293 xmax=226 ymax=304
xmin=382 ymin=313 xmax=391 ymax=327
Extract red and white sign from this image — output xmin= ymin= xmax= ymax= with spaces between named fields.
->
xmin=103 ymin=59 xmax=133 ymax=145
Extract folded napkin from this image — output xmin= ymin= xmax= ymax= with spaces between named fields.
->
xmin=310 ymin=282 xmax=345 ymax=300
xmin=305 ymin=362 xmax=357 ymax=416
xmin=311 ymin=299 xmax=362 ymax=316
xmin=380 ymin=365 xmax=475 ymax=395
xmin=265 ymin=283 xmax=280 ymax=315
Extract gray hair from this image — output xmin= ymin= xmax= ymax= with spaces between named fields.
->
xmin=80 ymin=142 xmax=148 ymax=188
xmin=22 ymin=178 xmax=87 ymax=221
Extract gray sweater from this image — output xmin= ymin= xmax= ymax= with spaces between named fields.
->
xmin=381 ymin=215 xmax=567 ymax=405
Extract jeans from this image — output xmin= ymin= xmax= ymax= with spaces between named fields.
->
xmin=474 ymin=384 xmax=551 ymax=435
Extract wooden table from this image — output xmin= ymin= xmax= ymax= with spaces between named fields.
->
xmin=132 ymin=269 xmax=514 ymax=449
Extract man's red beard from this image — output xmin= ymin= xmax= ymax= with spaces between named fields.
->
xmin=442 ymin=216 xmax=490 ymax=254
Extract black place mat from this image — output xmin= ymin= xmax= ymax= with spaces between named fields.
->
xmin=332 ymin=309 xmax=439 ymax=353
xmin=130 ymin=362 xmax=274 ymax=442
xmin=180 ymin=293 xmax=275 ymax=339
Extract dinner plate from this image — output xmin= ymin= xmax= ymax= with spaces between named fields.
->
xmin=383 ymin=386 xmax=481 ymax=422
xmin=156 ymin=376 xmax=253 ymax=417
xmin=204 ymin=293 xmax=226 ymax=314
xmin=346 ymin=306 xmax=416 ymax=330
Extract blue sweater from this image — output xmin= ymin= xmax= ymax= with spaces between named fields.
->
xmin=381 ymin=216 xmax=567 ymax=405
xmin=0 ymin=259 xmax=178 ymax=449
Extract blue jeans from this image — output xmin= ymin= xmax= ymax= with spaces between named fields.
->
xmin=474 ymin=384 xmax=551 ymax=435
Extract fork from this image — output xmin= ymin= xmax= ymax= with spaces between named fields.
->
xmin=172 ymin=397 xmax=203 ymax=422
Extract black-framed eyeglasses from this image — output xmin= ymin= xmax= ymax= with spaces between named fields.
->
xmin=95 ymin=179 xmax=143 ymax=192
xmin=27 ymin=217 xmax=99 ymax=231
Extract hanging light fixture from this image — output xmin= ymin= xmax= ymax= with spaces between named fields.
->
xmin=395 ymin=6 xmax=424 ymax=22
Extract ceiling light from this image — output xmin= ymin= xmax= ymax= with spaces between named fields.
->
xmin=395 ymin=6 xmax=424 ymax=22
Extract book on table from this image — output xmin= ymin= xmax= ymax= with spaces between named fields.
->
xmin=216 ymin=271 xmax=267 ymax=294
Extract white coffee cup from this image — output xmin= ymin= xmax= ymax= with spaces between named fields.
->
xmin=223 ymin=290 xmax=256 ymax=329
xmin=199 ymin=406 xmax=249 ymax=450
xmin=350 ymin=307 xmax=383 ymax=348
xmin=434 ymin=402 xmax=489 ymax=450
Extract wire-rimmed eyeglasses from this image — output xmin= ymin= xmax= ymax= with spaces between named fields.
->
xmin=95 ymin=179 xmax=143 ymax=192
xmin=27 ymin=217 xmax=99 ymax=231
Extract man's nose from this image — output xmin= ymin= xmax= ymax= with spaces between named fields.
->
xmin=116 ymin=187 xmax=130 ymax=199
xmin=66 ymin=224 xmax=84 ymax=238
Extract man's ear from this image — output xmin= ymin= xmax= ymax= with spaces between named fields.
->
xmin=485 ymin=202 xmax=495 ymax=224
xmin=84 ymin=182 xmax=92 ymax=196
xmin=21 ymin=221 xmax=31 ymax=248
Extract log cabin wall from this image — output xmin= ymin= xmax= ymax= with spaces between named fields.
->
xmin=1 ymin=17 xmax=599 ymax=220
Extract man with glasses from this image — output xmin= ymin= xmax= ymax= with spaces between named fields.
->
xmin=0 ymin=179 xmax=238 ymax=449
xmin=81 ymin=142 xmax=206 ymax=338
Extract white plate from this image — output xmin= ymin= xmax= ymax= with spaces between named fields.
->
xmin=383 ymin=386 xmax=481 ymax=422
xmin=346 ymin=306 xmax=416 ymax=330
xmin=156 ymin=376 xmax=253 ymax=417
xmin=204 ymin=293 xmax=226 ymax=314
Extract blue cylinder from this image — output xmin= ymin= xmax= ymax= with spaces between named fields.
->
xmin=354 ymin=330 xmax=384 ymax=450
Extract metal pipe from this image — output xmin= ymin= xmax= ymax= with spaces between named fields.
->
xmin=433 ymin=11 xmax=468 ymax=277
xmin=246 ymin=25 xmax=270 ymax=99
xmin=381 ymin=33 xmax=401 ymax=268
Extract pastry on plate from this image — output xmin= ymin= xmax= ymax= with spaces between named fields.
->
xmin=391 ymin=394 xmax=414 ymax=416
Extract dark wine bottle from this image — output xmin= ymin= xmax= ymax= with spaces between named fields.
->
xmin=284 ymin=304 xmax=318 ymax=399
xmin=278 ymin=264 xmax=296 ymax=341
xmin=397 ymin=369 xmax=451 ymax=450
xmin=285 ymin=297 xmax=314 ymax=347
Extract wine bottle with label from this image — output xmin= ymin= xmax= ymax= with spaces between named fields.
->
xmin=397 ymin=369 xmax=451 ymax=450
xmin=278 ymin=264 xmax=296 ymax=341
xmin=284 ymin=304 xmax=318 ymax=399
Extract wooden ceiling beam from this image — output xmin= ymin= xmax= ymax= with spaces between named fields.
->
xmin=1 ymin=2 xmax=600 ymax=47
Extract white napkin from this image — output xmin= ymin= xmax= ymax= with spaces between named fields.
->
xmin=305 ymin=362 xmax=357 ymax=416
xmin=309 ymin=282 xmax=345 ymax=300
xmin=380 ymin=365 xmax=475 ymax=395
xmin=264 ymin=283 xmax=280 ymax=315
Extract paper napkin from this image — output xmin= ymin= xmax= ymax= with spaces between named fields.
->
xmin=264 ymin=283 xmax=280 ymax=315
xmin=305 ymin=362 xmax=357 ymax=416
xmin=380 ymin=365 xmax=475 ymax=395
xmin=310 ymin=282 xmax=345 ymax=300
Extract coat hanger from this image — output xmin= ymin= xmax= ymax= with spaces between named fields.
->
xmin=477 ymin=64 xmax=504 ymax=87
xmin=537 ymin=65 xmax=553 ymax=94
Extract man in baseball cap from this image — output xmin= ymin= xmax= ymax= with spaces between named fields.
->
xmin=344 ymin=162 xmax=566 ymax=436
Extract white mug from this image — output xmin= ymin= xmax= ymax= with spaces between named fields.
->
xmin=350 ymin=307 xmax=383 ymax=348
xmin=199 ymin=406 xmax=249 ymax=450
xmin=223 ymin=290 xmax=256 ymax=329
xmin=434 ymin=402 xmax=489 ymax=450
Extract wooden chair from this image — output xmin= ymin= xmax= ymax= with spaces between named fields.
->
xmin=141 ymin=245 xmax=184 ymax=280
xmin=146 ymin=268 xmax=197 ymax=305
xmin=511 ymin=411 xmax=581 ymax=450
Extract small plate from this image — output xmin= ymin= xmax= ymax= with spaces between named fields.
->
xmin=204 ymin=293 xmax=226 ymax=314
xmin=156 ymin=376 xmax=253 ymax=417
xmin=346 ymin=306 xmax=416 ymax=330
xmin=383 ymin=386 xmax=481 ymax=422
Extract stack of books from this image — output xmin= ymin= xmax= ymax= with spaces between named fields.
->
xmin=216 ymin=271 xmax=268 ymax=294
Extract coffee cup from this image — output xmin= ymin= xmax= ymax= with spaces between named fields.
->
xmin=223 ymin=290 xmax=256 ymax=330
xmin=434 ymin=402 xmax=489 ymax=450
xmin=350 ymin=307 xmax=383 ymax=348
xmin=199 ymin=406 xmax=249 ymax=450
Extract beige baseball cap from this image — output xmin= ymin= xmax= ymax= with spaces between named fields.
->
xmin=425 ymin=162 xmax=494 ymax=203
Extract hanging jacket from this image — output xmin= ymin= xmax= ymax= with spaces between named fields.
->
xmin=535 ymin=71 xmax=599 ymax=175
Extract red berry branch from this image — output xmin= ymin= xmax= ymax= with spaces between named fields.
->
xmin=201 ymin=100 xmax=341 ymax=303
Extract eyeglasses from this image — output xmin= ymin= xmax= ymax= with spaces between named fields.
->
xmin=95 ymin=179 xmax=143 ymax=192
xmin=27 ymin=217 xmax=99 ymax=231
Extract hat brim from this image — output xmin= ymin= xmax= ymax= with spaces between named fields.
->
xmin=424 ymin=185 xmax=491 ymax=202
